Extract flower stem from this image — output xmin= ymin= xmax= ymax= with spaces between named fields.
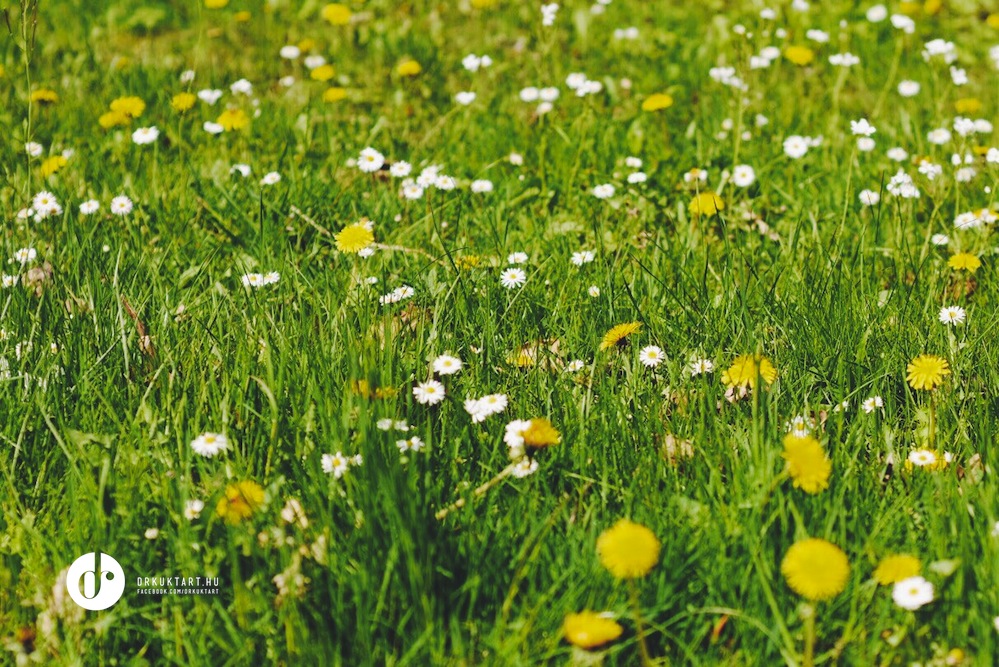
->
xmin=628 ymin=579 xmax=654 ymax=667
xmin=928 ymin=393 xmax=936 ymax=450
xmin=802 ymin=604 xmax=816 ymax=667
xmin=435 ymin=462 xmax=516 ymax=520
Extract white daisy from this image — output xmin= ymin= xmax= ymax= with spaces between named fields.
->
xmin=504 ymin=419 xmax=533 ymax=459
xmin=908 ymin=449 xmax=937 ymax=467
xmin=197 ymin=89 xmax=224 ymax=105
xmin=432 ymin=354 xmax=463 ymax=376
xmin=859 ymin=190 xmax=881 ymax=206
xmin=110 ymin=196 xmax=133 ymax=216
xmin=783 ymin=135 xmax=810 ymax=159
xmin=190 ymin=432 xmax=229 ymax=458
xmin=13 ymin=248 xmax=37 ymax=264
xmin=892 ymin=576 xmax=934 ymax=610
xmin=358 ymin=147 xmax=385 ymax=173
xmin=938 ymin=305 xmax=966 ymax=326
xmin=183 ymin=499 xmax=205 ymax=520
xmin=230 ymin=78 xmax=253 ymax=95
xmin=688 ymin=358 xmax=714 ymax=376
xmin=132 ymin=126 xmax=160 ymax=145
xmin=396 ymin=436 xmax=425 ymax=453
xmin=861 ymin=396 xmax=884 ymax=413
xmin=413 ymin=380 xmax=446 ymax=405
xmin=638 ymin=345 xmax=665 ymax=368
xmin=500 ymin=268 xmax=527 ymax=289
xmin=732 ymin=164 xmax=756 ymax=187
xmin=592 ymin=183 xmax=615 ymax=199
xmin=390 ymin=161 xmax=412 ymax=178
xmin=511 ymin=457 xmax=539 ymax=478
xmin=322 ymin=451 xmax=349 ymax=478
xmin=850 ymin=118 xmax=876 ymax=136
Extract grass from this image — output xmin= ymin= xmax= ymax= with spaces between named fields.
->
xmin=1 ymin=0 xmax=999 ymax=664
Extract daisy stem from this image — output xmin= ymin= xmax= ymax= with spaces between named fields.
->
xmin=627 ymin=579 xmax=654 ymax=667
xmin=435 ymin=462 xmax=516 ymax=520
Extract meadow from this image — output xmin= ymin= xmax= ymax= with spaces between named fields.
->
xmin=1 ymin=0 xmax=999 ymax=664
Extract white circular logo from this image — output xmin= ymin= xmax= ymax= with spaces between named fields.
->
xmin=66 ymin=552 xmax=125 ymax=611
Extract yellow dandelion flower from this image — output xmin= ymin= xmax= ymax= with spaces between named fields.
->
xmin=334 ymin=223 xmax=374 ymax=253
xmin=470 ymin=0 xmax=499 ymax=7
xmin=110 ymin=96 xmax=145 ymax=118
xmin=780 ymin=538 xmax=850 ymax=601
xmin=522 ymin=418 xmax=560 ymax=449
xmin=954 ymin=98 xmax=982 ymax=115
xmin=297 ymin=38 xmax=317 ymax=52
xmin=689 ymin=191 xmax=724 ymax=217
xmin=0 ymin=64 xmax=5 ymax=78
xmin=373 ymin=386 xmax=399 ymax=399
xmin=873 ymin=555 xmax=921 ymax=585
xmin=99 ymin=110 xmax=131 ymax=129
xmin=323 ymin=87 xmax=347 ymax=103
xmin=215 ymin=480 xmax=265 ymax=524
xmin=454 ymin=255 xmax=482 ymax=270
xmin=641 ymin=93 xmax=674 ymax=112
xmin=234 ymin=10 xmax=251 ymax=22
xmin=205 ymin=0 xmax=229 ymax=8
xmin=923 ymin=0 xmax=942 ymax=15
xmin=30 ymin=89 xmax=59 ymax=104
xmin=505 ymin=339 xmax=560 ymax=370
xmin=321 ymin=3 xmax=352 ymax=25
xmin=397 ymin=60 xmax=422 ymax=77
xmin=350 ymin=379 xmax=399 ymax=400
xmin=599 ymin=321 xmax=641 ymax=350
xmin=310 ymin=64 xmax=336 ymax=82
xmin=562 ymin=612 xmax=623 ymax=650
xmin=988 ymin=14 xmax=999 ymax=29
xmin=782 ymin=434 xmax=831 ymax=494
xmin=171 ymin=92 xmax=197 ymax=113
xmin=40 ymin=155 xmax=68 ymax=178
xmin=597 ymin=519 xmax=661 ymax=579
xmin=948 ymin=252 xmax=981 ymax=273
xmin=217 ymin=108 xmax=249 ymax=131
xmin=350 ymin=379 xmax=372 ymax=397
xmin=905 ymin=354 xmax=950 ymax=391
xmin=721 ymin=354 xmax=777 ymax=389
xmin=784 ymin=45 xmax=815 ymax=66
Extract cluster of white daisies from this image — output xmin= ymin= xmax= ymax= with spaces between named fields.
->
xmin=241 ymin=272 xmax=281 ymax=288
xmin=16 ymin=191 xmax=135 ymax=223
